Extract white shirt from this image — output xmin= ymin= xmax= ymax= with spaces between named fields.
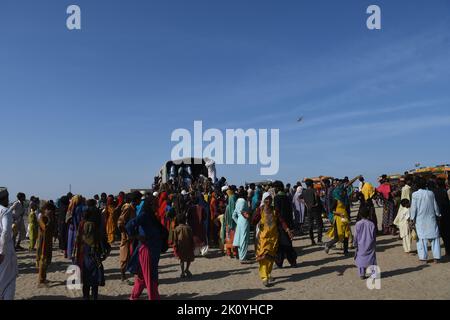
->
xmin=0 ymin=205 xmax=14 ymax=256
xmin=0 ymin=204 xmax=18 ymax=299
xmin=401 ymin=185 xmax=412 ymax=201
xmin=9 ymin=201 xmax=25 ymax=222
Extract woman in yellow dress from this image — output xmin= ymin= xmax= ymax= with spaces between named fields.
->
xmin=252 ymin=192 xmax=293 ymax=287
xmin=324 ymin=184 xmax=352 ymax=255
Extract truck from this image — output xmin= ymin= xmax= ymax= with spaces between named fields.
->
xmin=156 ymin=157 xmax=216 ymax=185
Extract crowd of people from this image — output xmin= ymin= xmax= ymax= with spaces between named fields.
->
xmin=0 ymin=171 xmax=449 ymax=300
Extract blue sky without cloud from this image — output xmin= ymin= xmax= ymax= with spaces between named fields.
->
xmin=1 ymin=0 xmax=450 ymax=199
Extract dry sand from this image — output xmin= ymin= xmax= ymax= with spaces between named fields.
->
xmin=15 ymin=206 xmax=450 ymax=300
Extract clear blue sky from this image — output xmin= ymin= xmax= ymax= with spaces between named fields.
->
xmin=1 ymin=0 xmax=450 ymax=200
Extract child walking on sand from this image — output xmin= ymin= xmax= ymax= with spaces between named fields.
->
xmin=353 ymin=206 xmax=377 ymax=280
xmin=173 ymin=213 xmax=195 ymax=278
xmin=394 ymin=199 xmax=412 ymax=254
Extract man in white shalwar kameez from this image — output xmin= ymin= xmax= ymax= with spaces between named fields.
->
xmin=394 ymin=199 xmax=412 ymax=253
xmin=10 ymin=192 xmax=27 ymax=250
xmin=0 ymin=187 xmax=18 ymax=300
xmin=410 ymin=179 xmax=441 ymax=263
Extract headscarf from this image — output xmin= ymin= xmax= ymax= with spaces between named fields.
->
xmin=252 ymin=188 xmax=262 ymax=210
xmin=225 ymin=192 xmax=237 ymax=229
xmin=260 ymin=192 xmax=272 ymax=207
xmin=332 ymin=185 xmax=347 ymax=204
xmin=66 ymin=195 xmax=81 ymax=223
xmin=293 ymin=186 xmax=304 ymax=211
xmin=377 ymin=183 xmax=391 ymax=200
xmin=361 ymin=182 xmax=375 ymax=201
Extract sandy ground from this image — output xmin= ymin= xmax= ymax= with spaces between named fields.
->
xmin=15 ymin=206 xmax=450 ymax=300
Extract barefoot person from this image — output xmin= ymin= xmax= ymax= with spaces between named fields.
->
xmin=173 ymin=212 xmax=195 ymax=278
xmin=253 ymin=192 xmax=293 ymax=287
xmin=0 ymin=188 xmax=18 ymax=300
xmin=353 ymin=206 xmax=377 ymax=279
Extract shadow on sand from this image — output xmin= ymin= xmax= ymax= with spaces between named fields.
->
xmin=275 ymin=264 xmax=355 ymax=285
xmin=381 ymin=264 xmax=431 ymax=279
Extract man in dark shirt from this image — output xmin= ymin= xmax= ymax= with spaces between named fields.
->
xmin=274 ymin=181 xmax=297 ymax=268
xmin=303 ymin=179 xmax=323 ymax=246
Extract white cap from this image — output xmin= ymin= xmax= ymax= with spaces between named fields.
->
xmin=153 ymin=191 xmax=159 ymax=197
xmin=221 ymin=186 xmax=229 ymax=192
xmin=181 ymin=190 xmax=188 ymax=196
